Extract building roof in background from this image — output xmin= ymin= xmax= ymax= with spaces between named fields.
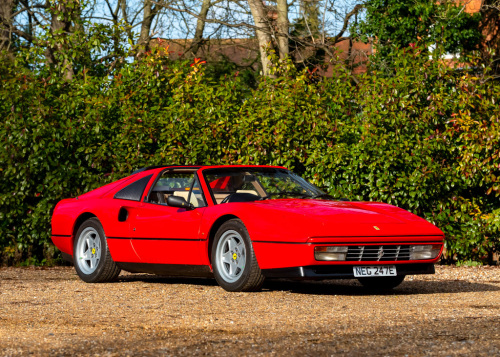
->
xmin=152 ymin=38 xmax=373 ymax=75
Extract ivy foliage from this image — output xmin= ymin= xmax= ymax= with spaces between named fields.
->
xmin=0 ymin=27 xmax=499 ymax=265
xmin=353 ymin=0 xmax=483 ymax=58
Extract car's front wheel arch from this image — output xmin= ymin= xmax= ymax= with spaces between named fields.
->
xmin=207 ymin=214 xmax=240 ymax=267
xmin=211 ymin=218 xmax=264 ymax=292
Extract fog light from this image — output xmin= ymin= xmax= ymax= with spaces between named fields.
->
xmin=315 ymin=246 xmax=348 ymax=261
xmin=410 ymin=245 xmax=441 ymax=260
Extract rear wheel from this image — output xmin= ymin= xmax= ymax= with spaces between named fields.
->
xmin=212 ymin=219 xmax=264 ymax=292
xmin=73 ymin=218 xmax=121 ymax=283
xmin=358 ymin=275 xmax=405 ymax=290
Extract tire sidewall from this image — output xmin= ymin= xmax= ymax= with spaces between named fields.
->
xmin=212 ymin=220 xmax=254 ymax=291
xmin=73 ymin=218 xmax=109 ymax=283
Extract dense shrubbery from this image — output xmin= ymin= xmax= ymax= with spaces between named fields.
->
xmin=1 ymin=37 xmax=499 ymax=265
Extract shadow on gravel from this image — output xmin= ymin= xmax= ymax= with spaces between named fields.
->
xmin=262 ymin=279 xmax=500 ymax=296
xmin=118 ymin=274 xmax=219 ymax=287
xmin=115 ymin=273 xmax=499 ymax=296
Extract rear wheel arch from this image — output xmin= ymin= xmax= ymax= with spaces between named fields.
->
xmin=73 ymin=217 xmax=121 ymax=283
xmin=73 ymin=212 xmax=97 ymax=244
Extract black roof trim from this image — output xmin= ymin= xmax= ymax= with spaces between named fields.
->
xmin=132 ymin=165 xmax=202 ymax=175
xmin=114 ymin=174 xmax=153 ymax=201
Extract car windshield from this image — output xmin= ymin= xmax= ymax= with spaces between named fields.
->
xmin=203 ymin=167 xmax=328 ymax=204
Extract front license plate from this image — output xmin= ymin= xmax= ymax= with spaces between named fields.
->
xmin=353 ymin=266 xmax=397 ymax=277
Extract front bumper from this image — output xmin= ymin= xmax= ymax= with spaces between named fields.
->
xmin=252 ymin=238 xmax=443 ymax=270
xmin=262 ymin=263 xmax=435 ymax=280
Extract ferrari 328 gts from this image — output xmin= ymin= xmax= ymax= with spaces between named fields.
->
xmin=51 ymin=165 xmax=444 ymax=291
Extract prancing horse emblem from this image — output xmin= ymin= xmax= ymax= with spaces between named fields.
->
xmin=377 ymin=246 xmax=384 ymax=260
xmin=373 ymin=226 xmax=380 ymax=230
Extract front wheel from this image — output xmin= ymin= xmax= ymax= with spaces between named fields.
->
xmin=358 ymin=275 xmax=405 ymax=290
xmin=212 ymin=219 xmax=264 ymax=292
xmin=73 ymin=218 xmax=121 ymax=283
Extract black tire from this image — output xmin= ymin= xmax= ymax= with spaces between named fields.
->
xmin=358 ymin=275 xmax=405 ymax=290
xmin=73 ymin=218 xmax=121 ymax=283
xmin=211 ymin=219 xmax=264 ymax=292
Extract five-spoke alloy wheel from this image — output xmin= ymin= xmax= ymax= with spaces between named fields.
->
xmin=73 ymin=218 xmax=121 ymax=283
xmin=215 ymin=230 xmax=247 ymax=283
xmin=75 ymin=226 xmax=102 ymax=275
xmin=212 ymin=219 xmax=264 ymax=292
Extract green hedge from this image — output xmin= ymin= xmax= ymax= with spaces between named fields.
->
xmin=1 ymin=46 xmax=499 ymax=265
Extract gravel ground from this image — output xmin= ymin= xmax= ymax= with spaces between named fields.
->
xmin=0 ymin=265 xmax=499 ymax=356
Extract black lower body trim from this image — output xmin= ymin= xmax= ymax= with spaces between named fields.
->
xmin=107 ymin=237 xmax=205 ymax=241
xmin=262 ymin=263 xmax=435 ymax=280
xmin=116 ymin=262 xmax=213 ymax=278
xmin=61 ymin=252 xmax=74 ymax=264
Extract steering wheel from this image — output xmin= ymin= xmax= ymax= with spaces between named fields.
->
xmin=221 ymin=194 xmax=234 ymax=204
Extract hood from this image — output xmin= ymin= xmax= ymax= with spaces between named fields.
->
xmin=242 ymin=199 xmax=443 ymax=242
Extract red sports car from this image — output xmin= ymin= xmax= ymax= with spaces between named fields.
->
xmin=51 ymin=165 xmax=444 ymax=292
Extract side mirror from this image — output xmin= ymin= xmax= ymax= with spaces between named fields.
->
xmin=167 ymin=195 xmax=194 ymax=210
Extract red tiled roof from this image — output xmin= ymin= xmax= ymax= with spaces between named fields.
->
xmin=153 ymin=38 xmax=372 ymax=75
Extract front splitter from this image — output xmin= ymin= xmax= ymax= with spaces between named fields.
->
xmin=262 ymin=263 xmax=435 ymax=280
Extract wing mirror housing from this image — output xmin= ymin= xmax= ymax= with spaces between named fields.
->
xmin=167 ymin=195 xmax=194 ymax=210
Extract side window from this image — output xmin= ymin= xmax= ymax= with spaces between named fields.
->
xmin=114 ymin=175 xmax=153 ymax=201
xmin=189 ymin=177 xmax=206 ymax=208
xmin=148 ymin=171 xmax=206 ymax=208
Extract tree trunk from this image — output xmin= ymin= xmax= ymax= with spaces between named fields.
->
xmin=276 ymin=0 xmax=288 ymax=59
xmin=0 ymin=0 xmax=14 ymax=56
xmin=188 ymin=0 xmax=212 ymax=57
xmin=479 ymin=1 xmax=500 ymax=75
xmin=137 ymin=0 xmax=156 ymax=55
xmin=120 ymin=0 xmax=135 ymax=44
xmin=46 ymin=0 xmax=78 ymax=80
xmin=247 ymin=0 xmax=274 ymax=76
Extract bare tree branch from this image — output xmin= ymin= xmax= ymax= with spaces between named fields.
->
xmin=151 ymin=1 xmax=261 ymax=30
xmin=331 ymin=4 xmax=363 ymax=44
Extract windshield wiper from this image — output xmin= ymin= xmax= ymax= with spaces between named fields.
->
xmin=310 ymin=193 xmax=335 ymax=200
xmin=260 ymin=192 xmax=309 ymax=200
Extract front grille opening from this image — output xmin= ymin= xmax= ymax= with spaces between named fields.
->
xmin=346 ymin=245 xmax=410 ymax=261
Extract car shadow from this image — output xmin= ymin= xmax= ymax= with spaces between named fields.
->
xmin=116 ymin=273 xmax=499 ymax=296
xmin=261 ymin=278 xmax=500 ymax=296
xmin=117 ymin=274 xmax=219 ymax=287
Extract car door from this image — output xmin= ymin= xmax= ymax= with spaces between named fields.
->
xmin=129 ymin=169 xmax=207 ymax=265
xmin=105 ymin=174 xmax=154 ymax=263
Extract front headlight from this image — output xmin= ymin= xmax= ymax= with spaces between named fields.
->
xmin=315 ymin=246 xmax=348 ymax=261
xmin=410 ymin=245 xmax=441 ymax=260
